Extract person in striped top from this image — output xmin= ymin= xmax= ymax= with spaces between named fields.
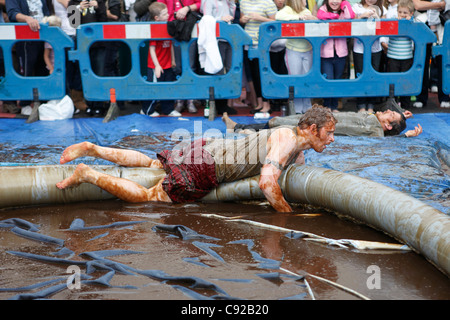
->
xmin=240 ymin=0 xmax=278 ymax=114
xmin=385 ymin=0 xmax=415 ymax=109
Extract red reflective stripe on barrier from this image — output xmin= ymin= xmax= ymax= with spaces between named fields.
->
xmin=192 ymin=23 xmax=220 ymax=38
xmin=15 ymin=25 xmax=40 ymax=39
xmin=376 ymin=20 xmax=398 ymax=35
xmin=329 ymin=22 xmax=351 ymax=36
xmin=281 ymin=23 xmax=304 ymax=37
xmin=151 ymin=24 xmax=171 ymax=38
xmin=103 ymin=24 xmax=126 ymax=39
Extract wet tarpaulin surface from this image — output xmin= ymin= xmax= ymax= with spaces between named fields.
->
xmin=0 ymin=113 xmax=449 ymax=300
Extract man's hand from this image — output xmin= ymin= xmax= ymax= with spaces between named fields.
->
xmin=154 ymin=65 xmax=163 ymax=79
xmin=403 ymin=110 xmax=413 ymax=119
xmin=25 ymin=16 xmax=40 ymax=32
xmin=404 ymin=123 xmax=422 ymax=137
xmin=175 ymin=6 xmax=190 ymax=20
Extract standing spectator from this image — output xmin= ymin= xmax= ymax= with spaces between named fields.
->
xmin=318 ymin=0 xmax=355 ymax=112
xmin=240 ymin=0 xmax=277 ymax=114
xmin=379 ymin=0 xmax=398 ymax=73
xmin=42 ymin=15 xmax=62 ymax=74
xmin=200 ymin=0 xmax=238 ymax=114
xmin=270 ymin=0 xmax=287 ymax=78
xmin=385 ymin=0 xmax=414 ymax=108
xmin=276 ymin=0 xmax=317 ymax=114
xmin=141 ymin=1 xmax=180 ymax=116
xmin=104 ymin=0 xmax=128 ymax=111
xmin=352 ymin=0 xmax=385 ymax=113
xmin=52 ymin=0 xmax=88 ymax=113
xmin=6 ymin=0 xmax=50 ymax=113
xmin=133 ymin=0 xmax=151 ymax=20
xmin=411 ymin=0 xmax=448 ymax=109
xmin=68 ymin=0 xmax=107 ymax=116
xmin=105 ymin=0 xmax=127 ymax=79
xmin=159 ymin=0 xmax=201 ymax=114
xmin=0 ymin=1 xmax=5 ymax=113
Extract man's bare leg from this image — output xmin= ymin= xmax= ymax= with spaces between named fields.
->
xmin=56 ymin=163 xmax=171 ymax=203
xmin=60 ymin=141 xmax=163 ymax=168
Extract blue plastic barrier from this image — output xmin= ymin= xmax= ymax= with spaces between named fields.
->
xmin=68 ymin=22 xmax=252 ymax=103
xmin=0 ymin=24 xmax=73 ymax=101
xmin=251 ymin=19 xmax=436 ymax=101
xmin=432 ymin=20 xmax=450 ymax=94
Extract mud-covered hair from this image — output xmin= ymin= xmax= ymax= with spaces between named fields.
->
xmin=298 ymin=104 xmax=337 ymax=130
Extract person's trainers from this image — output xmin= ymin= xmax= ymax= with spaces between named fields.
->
xmin=149 ymin=111 xmax=160 ymax=117
xmin=431 ymin=85 xmax=438 ymax=93
xmin=413 ymin=101 xmax=423 ymax=108
xmin=175 ymin=100 xmax=184 ymax=112
xmin=21 ymin=105 xmax=32 ymax=115
xmin=187 ymin=102 xmax=197 ymax=113
xmin=440 ymin=101 xmax=450 ymax=108
xmin=168 ymin=110 xmax=182 ymax=117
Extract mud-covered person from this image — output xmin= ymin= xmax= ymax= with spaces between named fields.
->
xmin=56 ymin=105 xmax=337 ymax=212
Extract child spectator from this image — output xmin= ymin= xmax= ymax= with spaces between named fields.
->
xmin=352 ymin=0 xmax=386 ymax=113
xmin=141 ymin=1 xmax=181 ymax=117
xmin=385 ymin=0 xmax=414 ymax=109
xmin=384 ymin=0 xmax=398 ymax=18
xmin=276 ymin=0 xmax=317 ymax=114
xmin=42 ymin=15 xmax=62 ymax=75
xmin=317 ymin=0 xmax=355 ymax=112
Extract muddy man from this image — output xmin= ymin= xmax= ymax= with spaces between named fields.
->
xmin=56 ymin=105 xmax=337 ymax=212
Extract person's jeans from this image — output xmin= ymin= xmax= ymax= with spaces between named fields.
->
xmin=321 ymin=53 xmax=347 ymax=109
xmin=285 ymin=48 xmax=313 ymax=113
xmin=141 ymin=67 xmax=176 ymax=115
xmin=353 ymin=51 xmax=382 ymax=109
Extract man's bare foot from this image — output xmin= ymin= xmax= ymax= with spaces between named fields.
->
xmin=56 ymin=163 xmax=90 ymax=189
xmin=222 ymin=112 xmax=237 ymax=131
xmin=60 ymin=141 xmax=94 ymax=164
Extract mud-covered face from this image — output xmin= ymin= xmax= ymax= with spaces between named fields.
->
xmin=310 ymin=122 xmax=336 ymax=152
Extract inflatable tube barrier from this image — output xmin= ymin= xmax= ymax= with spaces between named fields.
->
xmin=0 ymin=165 xmax=166 ymax=209
xmin=1 ymin=164 xmax=449 ymax=276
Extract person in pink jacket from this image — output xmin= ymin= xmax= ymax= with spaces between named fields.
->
xmin=317 ymin=0 xmax=355 ymax=111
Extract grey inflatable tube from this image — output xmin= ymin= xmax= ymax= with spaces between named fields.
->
xmin=203 ymin=165 xmax=450 ymax=277
xmin=1 ymin=164 xmax=449 ymax=276
xmin=0 ymin=165 xmax=166 ymax=208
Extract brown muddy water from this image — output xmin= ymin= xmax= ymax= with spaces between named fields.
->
xmin=0 ymin=198 xmax=449 ymax=300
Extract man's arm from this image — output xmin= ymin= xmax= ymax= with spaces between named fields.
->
xmin=259 ymin=128 xmax=298 ymax=212
xmin=14 ymin=13 xmax=40 ymax=31
xmin=412 ymin=0 xmax=445 ymax=11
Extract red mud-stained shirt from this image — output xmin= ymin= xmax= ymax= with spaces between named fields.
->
xmin=147 ymin=40 xmax=173 ymax=70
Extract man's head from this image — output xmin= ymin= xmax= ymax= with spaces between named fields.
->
xmin=148 ymin=2 xmax=169 ymax=22
xmin=376 ymin=109 xmax=406 ymax=136
xmin=298 ymin=105 xmax=337 ymax=152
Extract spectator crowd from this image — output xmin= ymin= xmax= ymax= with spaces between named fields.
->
xmin=0 ymin=0 xmax=448 ymax=118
